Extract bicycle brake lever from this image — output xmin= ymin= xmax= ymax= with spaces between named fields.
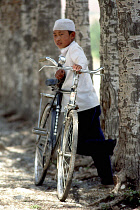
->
xmin=39 ymin=65 xmax=59 ymax=72
xmin=39 ymin=57 xmax=58 ymax=67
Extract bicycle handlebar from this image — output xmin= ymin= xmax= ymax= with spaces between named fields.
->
xmin=39 ymin=57 xmax=58 ymax=66
xmin=38 ymin=56 xmax=104 ymax=75
xmin=39 ymin=65 xmax=104 ymax=75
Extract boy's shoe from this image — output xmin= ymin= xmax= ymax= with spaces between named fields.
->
xmin=100 ymin=184 xmax=114 ymax=189
xmin=100 ymin=175 xmax=117 ymax=188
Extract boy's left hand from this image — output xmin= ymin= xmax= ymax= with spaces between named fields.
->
xmin=72 ymin=64 xmax=82 ymax=74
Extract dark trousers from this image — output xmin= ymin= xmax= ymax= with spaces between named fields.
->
xmin=77 ymin=106 xmax=114 ymax=185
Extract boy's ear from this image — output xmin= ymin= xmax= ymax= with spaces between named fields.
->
xmin=71 ymin=31 xmax=75 ymax=40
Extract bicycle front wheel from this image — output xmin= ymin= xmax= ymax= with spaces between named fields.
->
xmin=57 ymin=110 xmax=78 ymax=201
xmin=34 ymin=103 xmax=55 ymax=186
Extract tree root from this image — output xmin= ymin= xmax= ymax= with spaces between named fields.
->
xmin=87 ymin=194 xmax=114 ymax=207
xmin=87 ymin=194 xmax=125 ymax=209
xmin=87 ymin=170 xmax=126 ymax=208
xmin=1 ymin=109 xmax=28 ymax=122
xmin=7 ymin=113 xmax=26 ymax=122
xmin=112 ymin=170 xmax=126 ymax=194
xmin=1 ymin=109 xmax=17 ymax=118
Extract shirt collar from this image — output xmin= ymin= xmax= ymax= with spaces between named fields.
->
xmin=60 ymin=41 xmax=75 ymax=56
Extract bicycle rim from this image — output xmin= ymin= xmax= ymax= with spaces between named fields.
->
xmin=57 ymin=110 xmax=78 ymax=201
xmin=34 ymin=103 xmax=55 ymax=185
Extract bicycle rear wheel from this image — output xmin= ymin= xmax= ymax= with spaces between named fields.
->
xmin=57 ymin=110 xmax=78 ymax=201
xmin=34 ymin=103 xmax=56 ymax=185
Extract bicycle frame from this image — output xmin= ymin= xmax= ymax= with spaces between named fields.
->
xmin=33 ymin=56 xmax=104 ymax=199
xmin=35 ymin=90 xmax=62 ymax=148
xmin=34 ymin=56 xmax=104 ymax=150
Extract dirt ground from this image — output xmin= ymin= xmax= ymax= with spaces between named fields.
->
xmin=0 ymin=111 xmax=139 ymax=210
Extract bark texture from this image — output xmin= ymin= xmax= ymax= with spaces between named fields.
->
xmin=99 ymin=0 xmax=140 ymax=189
xmin=116 ymin=0 xmax=140 ymax=188
xmin=0 ymin=0 xmax=61 ymax=119
xmin=99 ymin=0 xmax=119 ymax=140
xmin=65 ymin=0 xmax=93 ymax=70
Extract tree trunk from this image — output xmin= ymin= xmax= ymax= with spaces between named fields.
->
xmin=0 ymin=0 xmax=23 ymax=113
xmin=115 ymin=0 xmax=140 ymax=189
xmin=0 ymin=0 xmax=61 ymax=120
xmin=35 ymin=0 xmax=61 ymax=109
xmin=99 ymin=0 xmax=119 ymax=140
xmin=65 ymin=0 xmax=93 ymax=70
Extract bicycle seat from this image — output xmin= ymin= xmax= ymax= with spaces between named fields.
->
xmin=45 ymin=77 xmax=65 ymax=89
xmin=45 ymin=79 xmax=58 ymax=86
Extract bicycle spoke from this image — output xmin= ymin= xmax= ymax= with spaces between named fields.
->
xmin=37 ymin=144 xmax=44 ymax=152
xmin=34 ymin=104 xmax=53 ymax=185
xmin=39 ymin=136 xmax=47 ymax=143
xmin=36 ymin=147 xmax=43 ymax=168
xmin=57 ymin=110 xmax=78 ymax=201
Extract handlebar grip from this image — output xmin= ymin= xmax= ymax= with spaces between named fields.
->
xmin=39 ymin=57 xmax=47 ymax=62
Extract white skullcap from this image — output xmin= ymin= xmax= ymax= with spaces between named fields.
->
xmin=53 ymin=19 xmax=75 ymax=32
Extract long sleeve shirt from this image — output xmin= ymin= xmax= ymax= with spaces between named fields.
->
xmin=60 ymin=41 xmax=99 ymax=112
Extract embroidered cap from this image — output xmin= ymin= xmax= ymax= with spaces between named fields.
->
xmin=53 ymin=19 xmax=75 ymax=32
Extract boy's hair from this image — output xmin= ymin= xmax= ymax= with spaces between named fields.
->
xmin=53 ymin=19 xmax=75 ymax=32
xmin=68 ymin=31 xmax=73 ymax=35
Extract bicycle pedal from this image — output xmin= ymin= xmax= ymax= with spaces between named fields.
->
xmin=32 ymin=127 xmax=47 ymax=136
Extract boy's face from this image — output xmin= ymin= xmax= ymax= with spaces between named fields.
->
xmin=53 ymin=30 xmax=75 ymax=49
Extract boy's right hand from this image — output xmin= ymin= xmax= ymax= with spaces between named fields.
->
xmin=55 ymin=69 xmax=65 ymax=80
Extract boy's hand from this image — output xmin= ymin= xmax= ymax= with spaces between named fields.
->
xmin=72 ymin=64 xmax=82 ymax=74
xmin=55 ymin=69 xmax=65 ymax=80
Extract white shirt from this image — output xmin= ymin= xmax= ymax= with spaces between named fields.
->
xmin=60 ymin=41 xmax=99 ymax=112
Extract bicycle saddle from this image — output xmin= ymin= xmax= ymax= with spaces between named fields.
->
xmin=45 ymin=79 xmax=58 ymax=86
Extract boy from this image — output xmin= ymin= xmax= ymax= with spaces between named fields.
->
xmin=53 ymin=19 xmax=116 ymax=186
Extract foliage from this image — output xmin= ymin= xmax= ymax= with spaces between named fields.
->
xmin=123 ymin=189 xmax=140 ymax=208
xmin=90 ymin=20 xmax=100 ymax=59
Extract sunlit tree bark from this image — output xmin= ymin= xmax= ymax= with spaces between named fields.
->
xmin=115 ymin=0 xmax=140 ymax=189
xmin=35 ymin=0 xmax=61 ymax=109
xmin=99 ymin=0 xmax=140 ymax=189
xmin=99 ymin=0 xmax=119 ymax=141
xmin=0 ymin=0 xmax=61 ymax=120
xmin=65 ymin=0 xmax=93 ymax=70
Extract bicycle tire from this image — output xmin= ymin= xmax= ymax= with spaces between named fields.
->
xmin=57 ymin=110 xmax=78 ymax=201
xmin=34 ymin=103 xmax=56 ymax=185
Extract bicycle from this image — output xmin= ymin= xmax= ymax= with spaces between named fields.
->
xmin=32 ymin=56 xmax=104 ymax=201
